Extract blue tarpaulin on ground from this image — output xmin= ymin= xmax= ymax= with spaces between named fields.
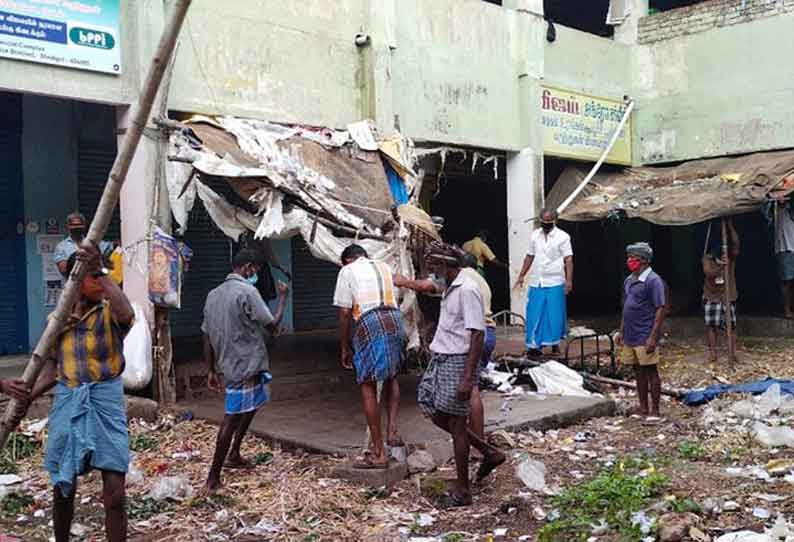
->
xmin=384 ymin=160 xmax=408 ymax=205
xmin=683 ymin=378 xmax=794 ymax=406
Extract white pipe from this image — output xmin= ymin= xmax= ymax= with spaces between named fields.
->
xmin=556 ymin=99 xmax=635 ymax=215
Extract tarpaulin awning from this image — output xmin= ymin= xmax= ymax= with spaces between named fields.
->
xmin=545 ymin=149 xmax=794 ymax=226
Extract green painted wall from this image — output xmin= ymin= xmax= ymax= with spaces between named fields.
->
xmin=633 ymin=12 xmax=794 ymax=164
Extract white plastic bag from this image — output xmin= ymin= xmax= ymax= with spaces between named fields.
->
xmin=122 ymin=304 xmax=153 ymax=390
xmin=528 ymin=360 xmax=594 ymax=397
xmin=753 ymin=421 xmax=794 ymax=448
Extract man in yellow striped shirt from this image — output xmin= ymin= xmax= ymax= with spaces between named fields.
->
xmin=29 ymin=243 xmax=134 ymax=542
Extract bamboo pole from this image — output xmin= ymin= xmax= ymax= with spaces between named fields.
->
xmin=0 ymin=0 xmax=193 ymax=448
xmin=722 ymin=218 xmax=736 ymax=370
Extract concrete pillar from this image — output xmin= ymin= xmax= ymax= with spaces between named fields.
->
xmin=613 ymin=0 xmax=649 ymax=44
xmin=116 ymin=106 xmax=155 ymax=324
xmin=507 ymin=149 xmax=542 ymax=318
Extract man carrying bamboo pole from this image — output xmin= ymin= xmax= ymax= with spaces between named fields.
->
xmin=27 ymin=242 xmax=134 ymax=542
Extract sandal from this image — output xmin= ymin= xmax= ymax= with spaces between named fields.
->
xmin=476 ymin=450 xmax=506 ymax=482
xmin=439 ymin=490 xmax=472 ymax=508
xmin=353 ymin=451 xmax=389 ymax=470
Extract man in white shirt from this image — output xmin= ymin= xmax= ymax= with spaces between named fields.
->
xmin=334 ymin=244 xmax=406 ymax=469
xmin=775 ymin=199 xmax=794 ymax=318
xmin=514 ymin=209 xmax=574 ymax=357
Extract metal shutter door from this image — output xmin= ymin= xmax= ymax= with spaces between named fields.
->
xmin=291 ymin=237 xmax=340 ymax=331
xmin=170 ymin=199 xmax=232 ymax=338
xmin=78 ymin=143 xmax=120 ymax=242
xmin=0 ymin=96 xmax=28 ymax=354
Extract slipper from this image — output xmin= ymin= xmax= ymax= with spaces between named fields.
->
xmin=353 ymin=451 xmax=389 ymax=470
xmin=439 ymin=490 xmax=472 ymax=508
xmin=476 ymin=451 xmax=506 ymax=482
xmin=224 ymin=458 xmax=255 ymax=470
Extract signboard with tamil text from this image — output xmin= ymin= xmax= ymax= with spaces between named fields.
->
xmin=0 ymin=0 xmax=121 ymax=75
xmin=541 ymin=86 xmax=632 ymax=166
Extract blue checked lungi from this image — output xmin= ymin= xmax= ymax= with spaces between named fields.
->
xmin=704 ymin=301 xmax=737 ymax=330
xmin=418 ymin=353 xmax=472 ymax=418
xmin=525 ymin=285 xmax=567 ymax=349
xmin=225 ymin=371 xmax=272 ymax=415
xmin=352 ymin=307 xmax=406 ymax=384
xmin=45 ymin=377 xmax=129 ymax=497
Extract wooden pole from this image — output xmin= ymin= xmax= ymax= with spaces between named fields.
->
xmin=722 ymin=218 xmax=736 ymax=370
xmin=0 ymin=0 xmax=193 ymax=448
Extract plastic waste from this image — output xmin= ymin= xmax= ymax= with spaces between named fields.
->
xmin=631 ymin=511 xmax=655 ymax=535
xmin=122 ymin=303 xmax=153 ymax=390
xmin=516 ymin=457 xmax=546 ymax=491
xmin=528 ymin=360 xmax=594 ymax=397
xmin=715 ymin=532 xmax=769 ymax=542
xmin=752 ymin=507 xmax=771 ymax=520
xmin=753 ymin=422 xmax=794 ymax=448
xmin=126 ymin=454 xmax=144 ymax=486
xmin=246 ymin=519 xmax=282 ymax=536
xmin=147 ymin=476 xmax=193 ymax=501
xmin=757 ymin=384 xmax=782 ymax=417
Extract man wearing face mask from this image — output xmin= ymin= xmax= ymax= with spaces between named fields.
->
xmin=616 ymin=242 xmax=667 ymax=418
xmin=28 ymin=242 xmax=134 ymax=542
xmin=53 ymin=213 xmax=112 ymax=276
xmin=514 ymin=209 xmax=573 ymax=358
xmin=201 ymin=249 xmax=289 ymax=492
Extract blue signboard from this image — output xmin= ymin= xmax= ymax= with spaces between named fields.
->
xmin=0 ymin=1 xmax=121 ymax=75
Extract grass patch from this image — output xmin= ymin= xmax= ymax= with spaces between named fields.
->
xmin=538 ymin=461 xmax=667 ymax=542
xmin=129 ymin=433 xmax=159 ymax=453
xmin=677 ymin=441 xmax=706 ymax=461
xmin=0 ymin=433 xmax=39 ymax=474
xmin=1 ymin=492 xmax=35 ymax=516
xmin=128 ymin=497 xmax=174 ymax=520
xmin=252 ymin=452 xmax=274 ymax=466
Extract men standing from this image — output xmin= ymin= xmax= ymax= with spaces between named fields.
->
xmin=702 ymin=219 xmax=740 ymax=365
xmin=417 ymin=242 xmax=505 ymax=507
xmin=334 ymin=244 xmax=406 ymax=469
xmin=462 ymin=229 xmax=507 ymax=277
xmin=53 ymin=213 xmax=112 ymax=276
xmin=28 ymin=243 xmax=134 ymax=542
xmin=514 ymin=209 xmax=573 ymax=357
xmin=775 ymin=199 xmax=794 ymax=318
xmin=617 ymin=242 xmax=666 ymax=418
xmin=393 ymin=252 xmax=496 ymax=448
xmin=202 ymin=249 xmax=289 ymax=491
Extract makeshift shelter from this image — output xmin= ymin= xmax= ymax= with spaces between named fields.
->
xmin=163 ymin=116 xmax=440 ymax=349
xmin=546 ymin=149 xmax=794 ymax=225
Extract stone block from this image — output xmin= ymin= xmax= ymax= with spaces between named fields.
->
xmin=331 ymin=460 xmax=408 ymax=487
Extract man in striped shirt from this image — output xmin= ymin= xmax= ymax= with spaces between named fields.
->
xmin=334 ymin=244 xmax=406 ymax=469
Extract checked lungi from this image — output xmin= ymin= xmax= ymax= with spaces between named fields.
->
xmin=703 ymin=301 xmax=737 ymax=330
xmin=225 ymin=371 xmax=272 ymax=415
xmin=418 ymin=353 xmax=473 ymax=418
xmin=352 ymin=307 xmax=406 ymax=384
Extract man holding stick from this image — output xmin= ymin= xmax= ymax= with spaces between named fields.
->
xmin=27 ymin=242 xmax=134 ymax=542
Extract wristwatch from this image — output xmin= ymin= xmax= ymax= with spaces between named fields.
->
xmin=93 ymin=267 xmax=110 ymax=279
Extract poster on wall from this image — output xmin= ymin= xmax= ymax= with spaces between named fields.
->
xmin=0 ymin=0 xmax=121 ymax=75
xmin=541 ymin=86 xmax=632 ymax=166
xmin=44 ymin=280 xmax=62 ymax=309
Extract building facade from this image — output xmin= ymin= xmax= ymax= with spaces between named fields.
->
xmin=1 ymin=0 xmax=792 ymax=353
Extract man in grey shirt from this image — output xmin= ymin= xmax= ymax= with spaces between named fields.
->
xmin=201 ymin=249 xmax=288 ymax=492
xmin=416 ymin=242 xmax=505 ymax=507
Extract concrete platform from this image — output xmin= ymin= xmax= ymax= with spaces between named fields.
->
xmin=178 ymin=376 xmax=615 ymax=458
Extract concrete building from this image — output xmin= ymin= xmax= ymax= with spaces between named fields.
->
xmin=1 ymin=0 xmax=792 ymax=365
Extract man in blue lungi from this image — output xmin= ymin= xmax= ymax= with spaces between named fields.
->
xmin=515 ymin=208 xmax=574 ymax=358
xmin=334 ymin=244 xmax=406 ymax=469
xmin=28 ymin=242 xmax=134 ymax=542
xmin=202 ymin=249 xmax=289 ymax=491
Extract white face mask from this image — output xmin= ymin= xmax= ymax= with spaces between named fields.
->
xmin=429 ymin=273 xmax=447 ymax=290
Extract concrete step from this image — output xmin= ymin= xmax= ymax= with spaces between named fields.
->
xmin=269 ymin=369 xmax=357 ymax=402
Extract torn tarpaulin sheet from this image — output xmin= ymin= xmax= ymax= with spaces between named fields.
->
xmin=683 ymin=378 xmax=794 ymax=406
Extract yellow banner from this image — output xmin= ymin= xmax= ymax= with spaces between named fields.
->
xmin=541 ymin=86 xmax=632 ymax=166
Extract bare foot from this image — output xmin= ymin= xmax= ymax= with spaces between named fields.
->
xmin=224 ymin=455 xmax=254 ymax=470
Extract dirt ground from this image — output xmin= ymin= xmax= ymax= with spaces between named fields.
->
xmin=1 ymin=337 xmax=794 ymax=542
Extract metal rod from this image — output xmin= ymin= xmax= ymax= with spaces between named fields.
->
xmin=722 ymin=218 xmax=736 ymax=370
xmin=0 ymin=0 xmax=194 ymax=448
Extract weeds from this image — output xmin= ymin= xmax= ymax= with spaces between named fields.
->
xmin=130 ymin=433 xmax=159 ymax=453
xmin=252 ymin=451 xmax=274 ymax=466
xmin=678 ymin=441 xmax=706 ymax=461
xmin=0 ymin=433 xmax=39 ymax=474
xmin=1 ymin=492 xmax=35 ymax=516
xmin=538 ymin=460 xmax=667 ymax=542
xmin=128 ymin=497 xmax=174 ymax=520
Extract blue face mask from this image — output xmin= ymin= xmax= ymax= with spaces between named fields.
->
xmin=246 ymin=272 xmax=259 ymax=285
